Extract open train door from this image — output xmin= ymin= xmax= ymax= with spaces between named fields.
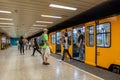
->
xmin=50 ymin=32 xmax=56 ymax=54
xmin=85 ymin=21 xmax=96 ymax=66
xmin=56 ymin=31 xmax=61 ymax=54
xmin=67 ymin=27 xmax=73 ymax=58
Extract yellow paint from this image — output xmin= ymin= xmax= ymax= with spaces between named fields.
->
xmin=66 ymin=27 xmax=73 ymax=58
xmin=60 ymin=29 xmax=66 ymax=56
xmin=97 ymin=15 xmax=120 ymax=68
xmin=48 ymin=32 xmax=56 ymax=54
xmin=85 ymin=21 xmax=96 ymax=66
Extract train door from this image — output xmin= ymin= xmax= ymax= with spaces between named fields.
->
xmin=85 ymin=22 xmax=96 ymax=66
xmin=51 ymin=32 xmax=56 ymax=54
xmin=72 ymin=26 xmax=85 ymax=61
xmin=67 ymin=28 xmax=73 ymax=58
xmin=96 ymin=19 xmax=112 ymax=68
xmin=56 ymin=32 xmax=61 ymax=54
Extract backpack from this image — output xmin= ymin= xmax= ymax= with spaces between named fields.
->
xmin=39 ymin=35 xmax=44 ymax=46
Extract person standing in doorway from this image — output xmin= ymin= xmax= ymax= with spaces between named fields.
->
xmin=19 ymin=36 xmax=24 ymax=55
xmin=61 ymin=32 xmax=72 ymax=61
xmin=77 ymin=30 xmax=84 ymax=60
xmin=41 ymin=28 xmax=50 ymax=65
xmin=31 ymin=38 xmax=42 ymax=56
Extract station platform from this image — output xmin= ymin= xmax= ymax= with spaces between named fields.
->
xmin=0 ymin=47 xmax=119 ymax=80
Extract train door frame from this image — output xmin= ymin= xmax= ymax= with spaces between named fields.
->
xmin=50 ymin=32 xmax=56 ymax=54
xmin=67 ymin=27 xmax=73 ymax=58
xmin=85 ymin=22 xmax=97 ymax=66
xmin=72 ymin=25 xmax=85 ymax=61
xmin=56 ymin=31 xmax=61 ymax=55
xmin=96 ymin=18 xmax=112 ymax=69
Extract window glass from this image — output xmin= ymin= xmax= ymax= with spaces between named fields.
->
xmin=96 ymin=23 xmax=111 ymax=47
xmin=86 ymin=26 xmax=94 ymax=46
xmin=52 ymin=34 xmax=56 ymax=44
xmin=56 ymin=32 xmax=61 ymax=44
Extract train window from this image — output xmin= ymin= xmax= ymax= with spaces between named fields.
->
xmin=96 ymin=23 xmax=111 ymax=47
xmin=56 ymin=32 xmax=61 ymax=44
xmin=86 ymin=26 xmax=94 ymax=46
xmin=52 ymin=34 xmax=56 ymax=44
xmin=67 ymin=30 xmax=72 ymax=45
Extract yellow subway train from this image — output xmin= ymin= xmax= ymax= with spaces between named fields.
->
xmin=48 ymin=15 xmax=120 ymax=73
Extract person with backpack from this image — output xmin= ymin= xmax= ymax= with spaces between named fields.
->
xmin=19 ymin=36 xmax=24 ymax=55
xmin=61 ymin=32 xmax=72 ymax=61
xmin=31 ymin=38 xmax=42 ymax=56
xmin=41 ymin=28 xmax=50 ymax=65
xmin=77 ymin=30 xmax=84 ymax=60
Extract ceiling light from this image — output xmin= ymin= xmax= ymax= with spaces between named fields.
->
xmin=30 ymin=27 xmax=43 ymax=29
xmin=0 ymin=26 xmax=13 ymax=28
xmin=36 ymin=21 xmax=53 ymax=24
xmin=0 ymin=18 xmax=13 ymax=21
xmin=41 ymin=15 xmax=62 ymax=19
xmin=0 ymin=10 xmax=12 ymax=13
xmin=49 ymin=4 xmax=77 ymax=11
xmin=33 ymin=24 xmax=47 ymax=27
xmin=0 ymin=23 xmax=14 ymax=25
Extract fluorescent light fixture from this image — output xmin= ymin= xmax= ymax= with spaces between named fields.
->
xmin=0 ymin=26 xmax=13 ymax=28
xmin=0 ymin=10 xmax=12 ymax=13
xmin=0 ymin=18 xmax=13 ymax=21
xmin=0 ymin=23 xmax=14 ymax=25
xmin=49 ymin=4 xmax=77 ymax=11
xmin=41 ymin=15 xmax=62 ymax=19
xmin=36 ymin=21 xmax=53 ymax=24
xmin=33 ymin=24 xmax=47 ymax=27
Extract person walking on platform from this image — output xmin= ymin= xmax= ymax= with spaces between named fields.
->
xmin=61 ymin=32 xmax=72 ymax=61
xmin=41 ymin=28 xmax=50 ymax=65
xmin=19 ymin=36 xmax=24 ymax=55
xmin=31 ymin=38 xmax=42 ymax=56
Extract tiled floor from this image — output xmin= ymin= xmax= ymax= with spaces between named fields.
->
xmin=0 ymin=47 xmax=104 ymax=80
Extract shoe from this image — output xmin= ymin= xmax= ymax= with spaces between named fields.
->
xmin=43 ymin=62 xmax=46 ymax=65
xmin=45 ymin=62 xmax=50 ymax=65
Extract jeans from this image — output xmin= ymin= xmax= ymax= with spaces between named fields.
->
xmin=78 ymin=43 xmax=84 ymax=60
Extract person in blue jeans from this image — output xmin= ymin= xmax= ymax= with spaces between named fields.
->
xmin=77 ymin=30 xmax=84 ymax=60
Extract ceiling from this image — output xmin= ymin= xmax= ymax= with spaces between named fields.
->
xmin=0 ymin=0 xmax=107 ymax=38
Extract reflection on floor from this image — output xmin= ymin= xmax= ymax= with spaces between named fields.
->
xmin=0 ymin=47 xmax=104 ymax=80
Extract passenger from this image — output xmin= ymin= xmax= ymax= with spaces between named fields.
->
xmin=28 ymin=41 xmax=31 ymax=50
xmin=16 ymin=40 xmax=20 ymax=50
xmin=19 ymin=36 xmax=24 ymax=55
xmin=24 ymin=39 xmax=29 ymax=50
xmin=41 ymin=28 xmax=50 ymax=65
xmin=31 ymin=38 xmax=42 ymax=56
xmin=61 ymin=32 xmax=72 ymax=61
xmin=77 ymin=30 xmax=84 ymax=60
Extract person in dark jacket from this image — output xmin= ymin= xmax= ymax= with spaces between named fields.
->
xmin=31 ymin=38 xmax=42 ymax=56
xmin=19 ymin=36 xmax=24 ymax=55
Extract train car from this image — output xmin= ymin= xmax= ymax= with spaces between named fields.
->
xmin=49 ymin=15 xmax=120 ymax=73
xmin=49 ymin=32 xmax=56 ymax=54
